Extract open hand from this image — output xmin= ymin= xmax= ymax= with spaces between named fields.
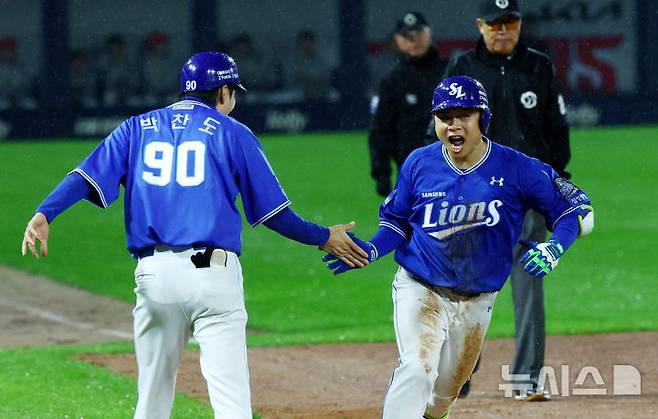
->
xmin=21 ymin=212 xmax=50 ymax=258
xmin=320 ymin=221 xmax=369 ymax=268
xmin=323 ymin=233 xmax=377 ymax=275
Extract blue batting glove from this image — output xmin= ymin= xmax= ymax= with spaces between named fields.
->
xmin=322 ymin=233 xmax=377 ymax=276
xmin=519 ymin=239 xmax=564 ymax=279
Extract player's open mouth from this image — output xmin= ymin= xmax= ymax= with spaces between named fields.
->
xmin=448 ymin=135 xmax=465 ymax=154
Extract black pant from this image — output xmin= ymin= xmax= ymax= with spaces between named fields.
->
xmin=510 ymin=210 xmax=547 ymax=389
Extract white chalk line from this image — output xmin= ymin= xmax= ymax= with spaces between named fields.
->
xmin=0 ymin=297 xmax=132 ymax=340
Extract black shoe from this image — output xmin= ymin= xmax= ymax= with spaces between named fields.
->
xmin=514 ymin=388 xmax=551 ymax=401
xmin=458 ymin=379 xmax=471 ymax=398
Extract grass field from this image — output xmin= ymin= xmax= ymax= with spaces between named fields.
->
xmin=0 ymin=342 xmax=215 ymax=418
xmin=1 ymin=126 xmax=657 ymax=416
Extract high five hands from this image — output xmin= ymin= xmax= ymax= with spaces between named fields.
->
xmin=322 ymin=230 xmax=377 ymax=275
xmin=319 ymin=221 xmax=370 ymax=269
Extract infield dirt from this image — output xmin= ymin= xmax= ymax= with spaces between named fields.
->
xmin=2 ymin=266 xmax=656 ymax=418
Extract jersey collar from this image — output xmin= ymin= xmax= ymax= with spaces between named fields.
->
xmin=167 ymin=97 xmax=212 ymax=110
xmin=441 ymin=136 xmax=491 ymax=175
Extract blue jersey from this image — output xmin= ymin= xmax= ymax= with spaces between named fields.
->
xmin=72 ymin=98 xmax=289 ymax=255
xmin=380 ymin=138 xmax=588 ymax=293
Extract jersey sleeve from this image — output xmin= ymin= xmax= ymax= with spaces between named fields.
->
xmin=378 ymin=158 xmax=414 ymax=239
xmin=520 ymin=156 xmax=591 ymax=232
xmin=70 ymin=118 xmax=132 ymax=208
xmin=232 ymin=126 xmax=290 ymax=226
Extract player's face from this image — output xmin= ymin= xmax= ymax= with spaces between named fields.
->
xmin=434 ymin=108 xmax=485 ymax=164
xmin=477 ymin=17 xmax=521 ymax=56
xmin=394 ymin=27 xmax=432 ymax=57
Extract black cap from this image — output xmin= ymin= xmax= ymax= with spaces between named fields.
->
xmin=479 ymin=0 xmax=521 ymax=23
xmin=395 ymin=12 xmax=428 ymax=35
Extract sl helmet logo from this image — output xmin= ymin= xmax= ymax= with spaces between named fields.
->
xmin=449 ymin=83 xmax=466 ymax=99
xmin=496 ymin=0 xmax=510 ymax=9
xmin=520 ymin=91 xmax=538 ymax=109
xmin=490 ymin=176 xmax=504 ymax=186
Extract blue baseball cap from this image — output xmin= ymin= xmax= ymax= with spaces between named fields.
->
xmin=180 ymin=51 xmax=247 ymax=93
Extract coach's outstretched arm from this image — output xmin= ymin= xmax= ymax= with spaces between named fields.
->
xmin=263 ymin=207 xmax=369 ymax=268
xmin=322 ymin=227 xmax=405 ymax=275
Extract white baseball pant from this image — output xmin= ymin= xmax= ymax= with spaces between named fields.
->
xmin=382 ymin=267 xmax=496 ymax=419
xmin=132 ymin=246 xmax=251 ymax=419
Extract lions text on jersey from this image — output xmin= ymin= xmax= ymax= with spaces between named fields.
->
xmin=380 ymin=138 xmax=585 ymax=293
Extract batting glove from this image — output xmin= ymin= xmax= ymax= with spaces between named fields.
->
xmin=519 ymin=239 xmax=564 ymax=279
xmin=323 ymin=233 xmax=377 ymax=275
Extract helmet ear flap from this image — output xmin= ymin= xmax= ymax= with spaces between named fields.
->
xmin=480 ymin=107 xmax=492 ymax=133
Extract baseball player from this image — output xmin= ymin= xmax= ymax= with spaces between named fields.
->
xmin=324 ymin=76 xmax=594 ymax=418
xmin=21 ymin=51 xmax=368 ymax=419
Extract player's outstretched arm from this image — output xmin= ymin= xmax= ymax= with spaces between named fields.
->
xmin=323 ymin=233 xmax=376 ymax=275
xmin=320 ymin=222 xmax=370 ymax=268
xmin=21 ymin=212 xmax=49 ymax=258
xmin=261 ymin=208 xmax=368 ymax=267
xmin=323 ymin=227 xmax=405 ymax=275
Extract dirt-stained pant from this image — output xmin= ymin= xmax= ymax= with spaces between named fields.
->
xmin=132 ymin=246 xmax=251 ymax=419
xmin=382 ymin=268 xmax=497 ymax=419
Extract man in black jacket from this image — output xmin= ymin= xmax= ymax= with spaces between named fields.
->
xmin=368 ymin=12 xmax=448 ymax=197
xmin=443 ymin=0 xmax=571 ymax=401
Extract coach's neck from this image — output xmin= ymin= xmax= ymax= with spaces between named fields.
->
xmin=216 ymin=86 xmax=236 ymax=115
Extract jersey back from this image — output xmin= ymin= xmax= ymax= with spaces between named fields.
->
xmin=73 ymin=98 xmax=289 ymax=254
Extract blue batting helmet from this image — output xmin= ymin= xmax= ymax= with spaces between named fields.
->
xmin=180 ymin=51 xmax=247 ymax=93
xmin=431 ymin=76 xmax=492 ymax=133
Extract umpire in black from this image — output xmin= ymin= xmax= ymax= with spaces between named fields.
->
xmin=368 ymin=12 xmax=448 ymax=197
xmin=443 ymin=0 xmax=571 ymax=401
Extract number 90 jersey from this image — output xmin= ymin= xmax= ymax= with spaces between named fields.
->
xmin=379 ymin=139 xmax=590 ymax=294
xmin=71 ymin=99 xmax=290 ymax=255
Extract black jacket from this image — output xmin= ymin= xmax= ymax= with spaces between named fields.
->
xmin=369 ymin=47 xmax=448 ymax=194
xmin=444 ymin=38 xmax=571 ymax=178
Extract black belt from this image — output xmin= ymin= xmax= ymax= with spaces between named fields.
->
xmin=404 ymin=268 xmax=482 ymax=299
xmin=434 ymin=286 xmax=482 ymax=299
xmin=134 ymin=243 xmax=207 ymax=259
